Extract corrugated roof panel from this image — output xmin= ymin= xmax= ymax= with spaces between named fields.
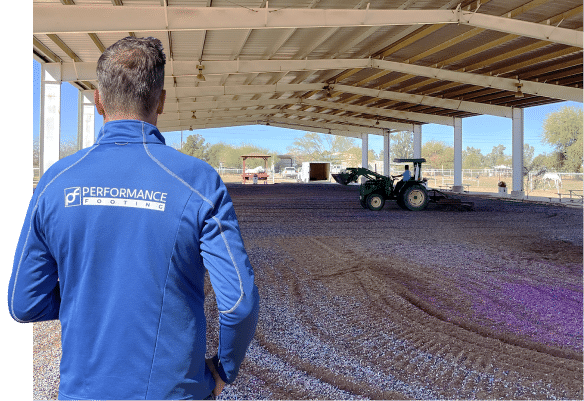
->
xmin=203 ymin=30 xmax=248 ymax=61
xmin=52 ymin=33 xmax=103 ymax=62
xmin=168 ymin=0 xmax=210 ymax=6
xmin=237 ymin=29 xmax=288 ymax=59
xmin=417 ymin=29 xmax=511 ymax=68
xmin=116 ymin=0 xmax=161 ymax=5
xmin=169 ymin=30 xmax=206 ymax=61
xmin=270 ymin=27 xmax=332 ymax=59
xmin=211 ymin=0 xmax=270 ymax=7
xmin=35 ymin=35 xmax=71 ymax=62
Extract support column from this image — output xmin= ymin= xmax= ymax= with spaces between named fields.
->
xmin=383 ymin=129 xmax=391 ymax=176
xmin=78 ymin=90 xmax=95 ymax=149
xmin=40 ymin=63 xmax=61 ymax=177
xmin=361 ymin=133 xmax=369 ymax=169
xmin=452 ymin=117 xmax=463 ymax=192
xmin=413 ymin=125 xmax=422 ymax=159
xmin=511 ymin=108 xmax=525 ymax=198
xmin=361 ymin=133 xmax=369 ymax=184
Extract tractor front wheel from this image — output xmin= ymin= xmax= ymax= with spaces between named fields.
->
xmin=366 ymin=193 xmax=385 ymax=211
xmin=402 ymin=185 xmax=429 ymax=211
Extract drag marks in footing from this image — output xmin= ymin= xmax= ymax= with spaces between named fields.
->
xmin=244 ymin=236 xmax=583 ymax=399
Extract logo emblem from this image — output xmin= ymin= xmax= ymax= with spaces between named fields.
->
xmin=64 ymin=187 xmax=82 ymax=207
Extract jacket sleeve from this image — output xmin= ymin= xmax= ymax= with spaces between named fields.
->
xmin=199 ymin=181 xmax=260 ymax=385
xmin=8 ymin=190 xmax=60 ymax=323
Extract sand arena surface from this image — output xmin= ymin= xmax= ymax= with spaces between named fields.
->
xmin=34 ymin=183 xmax=583 ymax=399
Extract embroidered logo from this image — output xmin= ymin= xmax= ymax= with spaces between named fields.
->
xmin=64 ymin=187 xmax=82 ymax=207
xmin=64 ymin=186 xmax=167 ymax=211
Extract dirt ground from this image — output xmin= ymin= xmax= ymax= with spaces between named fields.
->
xmin=34 ymin=182 xmax=583 ymax=399
xmin=207 ymin=183 xmax=583 ymax=399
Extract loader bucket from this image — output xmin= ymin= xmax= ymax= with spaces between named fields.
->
xmin=332 ymin=172 xmax=355 ymax=185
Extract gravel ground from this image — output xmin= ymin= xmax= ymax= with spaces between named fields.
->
xmin=34 ymin=183 xmax=583 ymax=399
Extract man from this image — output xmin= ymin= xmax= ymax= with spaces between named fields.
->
xmin=392 ymin=164 xmax=411 ymax=193
xmin=8 ymin=37 xmax=259 ymax=400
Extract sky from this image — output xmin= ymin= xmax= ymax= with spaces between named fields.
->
xmin=33 ymin=60 xmax=580 ymax=159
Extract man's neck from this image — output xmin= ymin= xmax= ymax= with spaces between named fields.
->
xmin=104 ymin=114 xmax=158 ymax=126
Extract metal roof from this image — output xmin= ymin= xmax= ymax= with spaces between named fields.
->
xmin=33 ymin=0 xmax=583 ymax=138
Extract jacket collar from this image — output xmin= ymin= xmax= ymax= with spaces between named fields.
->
xmin=95 ymin=120 xmax=166 ymax=145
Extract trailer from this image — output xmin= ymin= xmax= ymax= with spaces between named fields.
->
xmin=299 ymin=162 xmax=331 ymax=183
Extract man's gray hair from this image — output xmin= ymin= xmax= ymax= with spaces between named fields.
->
xmin=96 ymin=36 xmax=166 ymax=118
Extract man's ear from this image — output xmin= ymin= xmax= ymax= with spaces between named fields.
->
xmin=94 ymin=89 xmax=106 ymax=116
xmin=156 ymin=90 xmax=166 ymax=115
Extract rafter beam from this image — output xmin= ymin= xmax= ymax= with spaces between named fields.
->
xmin=158 ymin=118 xmax=363 ymax=138
xmin=34 ymin=5 xmax=583 ymax=47
xmin=158 ymin=115 xmax=384 ymax=136
xmin=163 ymin=83 xmax=512 ymax=118
xmin=160 ymin=107 xmax=415 ymax=131
xmin=165 ymin=97 xmax=460 ymax=126
xmin=58 ymin=58 xmax=582 ymax=102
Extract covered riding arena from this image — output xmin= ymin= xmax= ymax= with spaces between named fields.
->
xmin=16 ymin=0 xmax=584 ymax=398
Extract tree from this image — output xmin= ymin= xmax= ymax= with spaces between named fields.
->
xmin=33 ymin=137 xmax=39 ymax=168
xmin=287 ymin=132 xmax=356 ymax=164
xmin=60 ymin=139 xmax=79 ymax=159
xmin=485 ymin=144 xmax=511 ymax=167
xmin=181 ymin=134 xmax=209 ymax=160
xmin=422 ymin=140 xmax=454 ymax=169
xmin=523 ymin=143 xmax=535 ymax=169
xmin=390 ymin=131 xmax=413 ymax=159
xmin=462 ymin=146 xmax=485 ymax=169
xmin=542 ymin=106 xmax=583 ymax=172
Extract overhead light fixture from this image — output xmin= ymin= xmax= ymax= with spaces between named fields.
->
xmin=375 ymin=119 xmax=380 ymax=125
xmin=191 ymin=111 xmax=196 ymax=119
xmin=515 ymin=83 xmax=524 ymax=98
xmin=196 ymin=64 xmax=205 ymax=81
xmin=323 ymin=84 xmax=333 ymax=98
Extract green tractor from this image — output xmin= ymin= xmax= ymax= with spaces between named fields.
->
xmin=332 ymin=158 xmax=430 ymax=211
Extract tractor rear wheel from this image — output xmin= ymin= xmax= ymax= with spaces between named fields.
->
xmin=402 ymin=185 xmax=429 ymax=211
xmin=366 ymin=193 xmax=385 ymax=211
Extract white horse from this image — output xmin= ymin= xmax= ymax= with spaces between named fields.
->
xmin=542 ymin=172 xmax=562 ymax=191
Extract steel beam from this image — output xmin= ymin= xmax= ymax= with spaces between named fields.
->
xmin=77 ymin=90 xmax=95 ymax=149
xmin=40 ymin=63 xmax=61 ymax=177
xmin=511 ymin=108 xmax=524 ymax=197
xmin=361 ymin=133 xmax=369 ymax=172
xmin=452 ymin=118 xmax=463 ymax=193
xmin=413 ymin=125 xmax=422 ymax=159
xmin=370 ymin=60 xmax=583 ymax=103
xmin=57 ymin=58 xmax=581 ymax=104
xmin=383 ymin=130 xmax=391 ymax=176
xmin=34 ymin=5 xmax=583 ymax=48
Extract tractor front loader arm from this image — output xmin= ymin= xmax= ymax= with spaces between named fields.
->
xmin=332 ymin=168 xmax=391 ymax=185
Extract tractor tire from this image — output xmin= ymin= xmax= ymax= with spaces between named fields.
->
xmin=366 ymin=193 xmax=385 ymax=211
xmin=396 ymin=195 xmax=407 ymax=210
xmin=402 ymin=184 xmax=429 ymax=211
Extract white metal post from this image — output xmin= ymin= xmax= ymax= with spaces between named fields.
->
xmin=413 ymin=124 xmax=422 ymax=159
xmin=452 ymin=117 xmax=463 ymax=192
xmin=78 ymin=90 xmax=95 ymax=149
xmin=383 ymin=129 xmax=391 ymax=176
xmin=361 ymin=133 xmax=369 ymax=184
xmin=361 ymin=133 xmax=369 ymax=169
xmin=511 ymin=108 xmax=525 ymax=197
xmin=40 ymin=63 xmax=61 ymax=178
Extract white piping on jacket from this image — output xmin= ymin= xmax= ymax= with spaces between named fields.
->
xmin=10 ymin=134 xmax=105 ymax=322
xmin=141 ymin=122 xmax=244 ymax=314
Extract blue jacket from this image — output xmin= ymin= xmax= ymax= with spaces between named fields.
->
xmin=8 ymin=120 xmax=260 ymax=400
